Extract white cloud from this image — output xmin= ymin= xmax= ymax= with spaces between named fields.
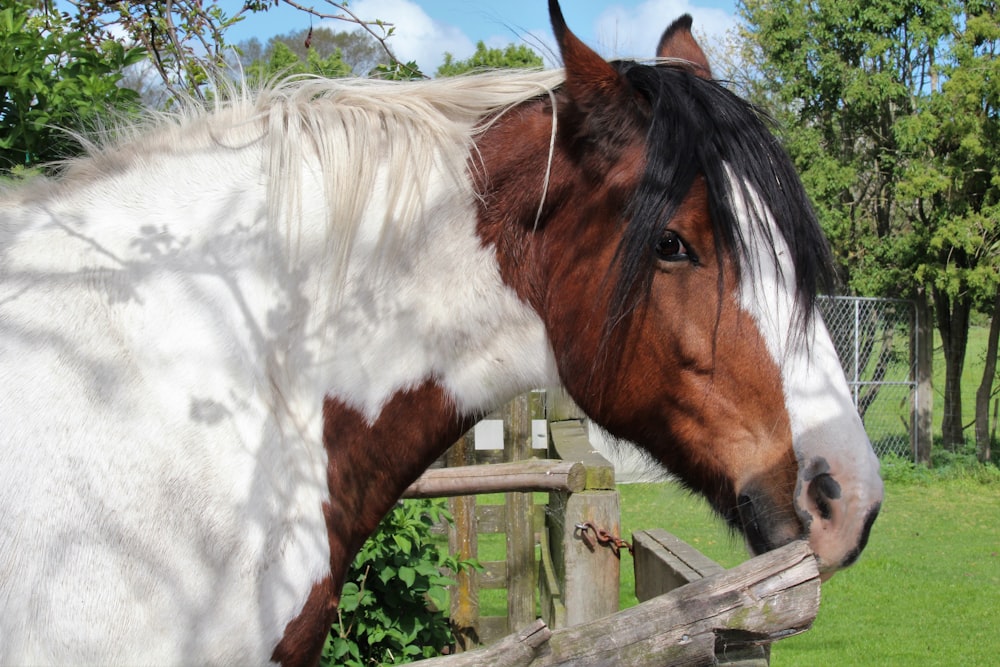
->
xmin=337 ymin=0 xmax=475 ymax=73
xmin=593 ymin=1 xmax=736 ymax=62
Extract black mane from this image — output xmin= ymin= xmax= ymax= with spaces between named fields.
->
xmin=610 ymin=60 xmax=835 ymax=331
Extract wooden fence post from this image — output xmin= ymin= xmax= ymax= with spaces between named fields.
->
xmin=448 ymin=432 xmax=479 ymax=651
xmin=545 ymin=420 xmax=620 ymax=629
xmin=504 ymin=393 xmax=536 ymax=635
xmin=913 ymin=290 xmax=933 ymax=465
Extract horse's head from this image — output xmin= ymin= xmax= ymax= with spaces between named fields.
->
xmin=480 ymin=1 xmax=882 ymax=577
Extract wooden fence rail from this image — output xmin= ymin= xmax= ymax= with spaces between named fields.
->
xmin=419 ymin=540 xmax=820 ymax=666
xmin=401 ymin=460 xmax=586 ymax=498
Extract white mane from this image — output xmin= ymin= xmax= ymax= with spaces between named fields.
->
xmin=82 ymin=71 xmax=557 ymax=297
xmin=15 ymin=70 xmax=566 ymax=269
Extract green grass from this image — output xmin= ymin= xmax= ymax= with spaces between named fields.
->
xmin=617 ymin=475 xmax=1000 ymax=666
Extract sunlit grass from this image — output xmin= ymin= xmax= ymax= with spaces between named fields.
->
xmin=617 ymin=477 xmax=1000 ymax=666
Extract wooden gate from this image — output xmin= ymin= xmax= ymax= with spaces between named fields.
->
xmin=404 ymin=390 xmax=822 ymax=665
xmin=402 ymin=389 xmax=623 ymax=648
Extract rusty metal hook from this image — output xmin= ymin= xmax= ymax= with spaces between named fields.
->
xmin=574 ymin=521 xmax=633 ymax=558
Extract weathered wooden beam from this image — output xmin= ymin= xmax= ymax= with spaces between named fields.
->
xmin=548 ymin=420 xmax=615 ymax=490
xmin=421 ymin=540 xmax=820 ymax=666
xmin=447 ymin=433 xmax=480 ymax=652
xmin=634 ymin=528 xmax=725 ymax=602
xmin=634 ymin=529 xmax=769 ymax=666
xmin=421 ymin=619 xmax=553 ymax=667
xmin=505 ymin=393 xmax=537 ymax=635
xmin=400 ymin=459 xmax=586 ymax=498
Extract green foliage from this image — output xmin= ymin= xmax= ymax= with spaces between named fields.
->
xmin=63 ymin=2 xmax=416 ymax=100
xmin=237 ymin=27 xmax=382 ymax=77
xmin=436 ymin=41 xmax=543 ymax=77
xmin=880 ymin=450 xmax=1000 ymax=485
xmin=70 ymin=1 xmax=251 ymax=99
xmin=739 ymin=0 xmax=961 ymax=298
xmin=245 ymin=41 xmax=352 ymax=83
xmin=322 ymin=499 xmax=476 ymax=666
xmin=240 ymin=26 xmax=423 ymax=81
xmin=738 ymin=0 xmax=1000 ymax=447
xmin=739 ymin=0 xmax=1000 ymax=300
xmin=371 ymin=61 xmax=426 ymax=81
xmin=0 ymin=3 xmax=144 ymax=170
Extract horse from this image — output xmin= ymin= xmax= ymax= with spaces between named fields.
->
xmin=0 ymin=1 xmax=883 ymax=664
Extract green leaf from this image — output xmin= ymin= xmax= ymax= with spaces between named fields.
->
xmin=391 ymin=534 xmax=411 ymax=553
xmin=397 ymin=565 xmax=416 ymax=588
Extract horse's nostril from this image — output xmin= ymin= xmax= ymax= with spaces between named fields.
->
xmin=807 ymin=473 xmax=841 ymax=521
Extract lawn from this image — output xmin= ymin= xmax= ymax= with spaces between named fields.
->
xmin=617 ymin=476 xmax=1000 ymax=666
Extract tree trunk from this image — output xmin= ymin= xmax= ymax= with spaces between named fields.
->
xmin=975 ymin=289 xmax=1000 ymax=463
xmin=914 ymin=290 xmax=933 ymax=465
xmin=936 ymin=289 xmax=971 ymax=450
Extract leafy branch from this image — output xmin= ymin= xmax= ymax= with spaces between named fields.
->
xmin=63 ymin=0 xmax=422 ymax=101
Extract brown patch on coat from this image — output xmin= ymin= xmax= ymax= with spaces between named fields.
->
xmin=272 ymin=382 xmax=472 ymax=667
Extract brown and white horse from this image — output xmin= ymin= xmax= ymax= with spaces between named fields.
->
xmin=0 ymin=2 xmax=881 ymax=664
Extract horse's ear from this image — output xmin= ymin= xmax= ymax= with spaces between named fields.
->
xmin=657 ymin=15 xmax=713 ymax=79
xmin=549 ymin=0 xmax=632 ymax=114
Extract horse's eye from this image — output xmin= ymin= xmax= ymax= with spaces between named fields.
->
xmin=655 ymin=230 xmax=695 ymax=263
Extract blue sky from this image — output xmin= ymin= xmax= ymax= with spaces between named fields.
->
xmin=228 ymin=0 xmax=738 ymax=72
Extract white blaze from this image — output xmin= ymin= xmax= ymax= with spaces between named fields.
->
xmin=727 ymin=171 xmax=882 ymax=570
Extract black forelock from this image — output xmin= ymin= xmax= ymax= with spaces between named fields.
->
xmin=607 ymin=60 xmax=835 ymax=334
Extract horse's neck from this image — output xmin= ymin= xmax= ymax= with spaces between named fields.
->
xmin=313 ymin=154 xmax=561 ymax=575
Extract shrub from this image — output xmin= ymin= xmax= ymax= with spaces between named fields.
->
xmin=880 ymin=448 xmax=1000 ymax=486
xmin=322 ymin=499 xmax=476 ymax=666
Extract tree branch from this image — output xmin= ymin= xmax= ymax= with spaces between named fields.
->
xmin=65 ymin=0 xmax=426 ymax=103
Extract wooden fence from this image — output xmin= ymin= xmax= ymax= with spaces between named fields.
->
xmin=402 ymin=389 xmax=622 ymax=647
xmin=403 ymin=390 xmax=821 ymax=664
xmin=420 ymin=540 xmax=819 ymax=666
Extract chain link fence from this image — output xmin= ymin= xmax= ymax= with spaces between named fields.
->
xmin=818 ymin=296 xmax=916 ymax=459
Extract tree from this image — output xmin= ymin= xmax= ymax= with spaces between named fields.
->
xmin=238 ymin=27 xmax=382 ymax=77
xmin=738 ymin=0 xmax=999 ymax=452
xmin=436 ymin=41 xmax=543 ymax=77
xmin=895 ymin=2 xmax=1000 ymax=451
xmin=977 ymin=291 xmax=1000 ymax=462
xmin=244 ymin=40 xmax=352 ymax=83
xmin=0 ymin=3 xmax=144 ymax=171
